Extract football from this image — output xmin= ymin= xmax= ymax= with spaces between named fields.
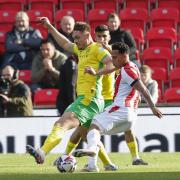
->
xmin=56 ymin=154 xmax=77 ymax=173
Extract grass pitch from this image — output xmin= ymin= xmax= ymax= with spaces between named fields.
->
xmin=0 ymin=153 xmax=180 ymax=180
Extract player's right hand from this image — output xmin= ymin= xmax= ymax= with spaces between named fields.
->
xmin=36 ymin=17 xmax=51 ymax=29
xmin=151 ymin=107 xmax=163 ymax=119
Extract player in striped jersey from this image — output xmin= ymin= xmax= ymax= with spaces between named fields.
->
xmin=73 ymin=42 xmax=163 ymax=171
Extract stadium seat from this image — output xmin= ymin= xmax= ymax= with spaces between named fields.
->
xmin=142 ymin=47 xmax=173 ymax=73
xmin=88 ymin=8 xmax=115 ymax=36
xmin=150 ymin=8 xmax=179 ymax=30
xmin=55 ymin=9 xmax=84 ymax=29
xmin=157 ymin=0 xmax=180 ymax=11
xmin=123 ymin=0 xmax=155 ymax=12
xmin=119 ymin=8 xmax=149 ymax=33
xmin=0 ymin=0 xmax=25 ymax=11
xmin=27 ymin=0 xmax=58 ymax=17
xmin=0 ymin=10 xmax=17 ymax=32
xmin=27 ymin=10 xmax=52 ymax=37
xmin=19 ymin=70 xmax=32 ymax=85
xmin=151 ymin=67 xmax=168 ymax=96
xmin=33 ymin=88 xmax=59 ymax=108
xmin=169 ymin=68 xmax=180 ymax=88
xmin=92 ymin=0 xmax=119 ymax=12
xmin=174 ymin=48 xmax=180 ymax=68
xmin=146 ymin=27 xmax=177 ymax=52
xmin=157 ymin=88 xmax=163 ymax=103
xmin=164 ymin=87 xmax=180 ymax=103
xmin=177 ymin=31 xmax=180 ymax=48
xmin=60 ymin=0 xmax=88 ymax=19
xmin=0 ymin=30 xmax=6 ymax=55
xmin=127 ymin=28 xmax=145 ymax=52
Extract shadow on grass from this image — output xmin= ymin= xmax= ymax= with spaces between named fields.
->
xmin=0 ymin=172 xmax=180 ymax=180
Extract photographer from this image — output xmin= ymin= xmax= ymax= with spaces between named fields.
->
xmin=0 ymin=65 xmax=33 ymax=117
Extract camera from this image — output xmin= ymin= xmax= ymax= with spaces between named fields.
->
xmin=0 ymin=77 xmax=10 ymax=95
xmin=0 ymin=77 xmax=10 ymax=117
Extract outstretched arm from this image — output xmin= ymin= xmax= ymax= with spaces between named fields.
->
xmin=84 ymin=55 xmax=117 ymax=76
xmin=133 ymin=79 xmax=163 ymax=119
xmin=37 ymin=17 xmax=74 ymax=53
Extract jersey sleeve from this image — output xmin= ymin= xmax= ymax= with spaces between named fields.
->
xmin=122 ymin=66 xmax=140 ymax=86
xmin=96 ymin=45 xmax=111 ymax=63
xmin=72 ymin=44 xmax=78 ymax=56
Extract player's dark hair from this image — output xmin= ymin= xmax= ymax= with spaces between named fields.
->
xmin=112 ymin=42 xmax=130 ymax=54
xmin=74 ymin=22 xmax=91 ymax=33
xmin=95 ymin=24 xmax=109 ymax=33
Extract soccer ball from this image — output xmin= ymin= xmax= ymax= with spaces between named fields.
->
xmin=56 ymin=154 xmax=77 ymax=173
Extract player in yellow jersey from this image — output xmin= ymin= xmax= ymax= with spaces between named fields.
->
xmin=26 ymin=18 xmax=115 ymax=165
xmin=60 ymin=25 xmax=147 ymax=172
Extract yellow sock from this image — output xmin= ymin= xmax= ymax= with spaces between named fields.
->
xmin=41 ymin=124 xmax=65 ymax=154
xmin=65 ymin=140 xmax=78 ymax=155
xmin=127 ymin=140 xmax=140 ymax=160
xmin=98 ymin=143 xmax=112 ymax=166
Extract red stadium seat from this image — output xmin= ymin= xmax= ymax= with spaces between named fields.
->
xmin=150 ymin=8 xmax=179 ymax=30
xmin=157 ymin=88 xmax=163 ymax=103
xmin=123 ymin=0 xmax=155 ymax=12
xmin=33 ymin=88 xmax=59 ymax=108
xmin=92 ymin=0 xmax=119 ymax=12
xmin=0 ymin=10 xmax=17 ymax=32
xmin=55 ymin=9 xmax=84 ymax=29
xmin=127 ymin=28 xmax=145 ymax=52
xmin=164 ymin=87 xmax=180 ymax=103
xmin=60 ymin=0 xmax=88 ymax=19
xmin=169 ymin=68 xmax=180 ymax=88
xmin=0 ymin=30 xmax=6 ymax=54
xmin=27 ymin=9 xmax=53 ymax=29
xmin=88 ymin=8 xmax=115 ymax=34
xmin=19 ymin=70 xmax=32 ymax=85
xmin=151 ymin=67 xmax=168 ymax=96
xmin=27 ymin=0 xmax=58 ymax=16
xmin=174 ymin=48 xmax=180 ymax=68
xmin=146 ymin=27 xmax=177 ymax=51
xmin=0 ymin=0 xmax=25 ymax=11
xmin=157 ymin=0 xmax=180 ymax=10
xmin=119 ymin=8 xmax=149 ymax=33
xmin=142 ymin=47 xmax=173 ymax=72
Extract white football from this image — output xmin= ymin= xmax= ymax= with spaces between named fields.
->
xmin=56 ymin=154 xmax=77 ymax=173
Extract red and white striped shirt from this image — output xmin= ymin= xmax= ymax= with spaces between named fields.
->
xmin=113 ymin=62 xmax=140 ymax=109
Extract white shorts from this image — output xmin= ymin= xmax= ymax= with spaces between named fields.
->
xmin=92 ymin=104 xmax=137 ymax=135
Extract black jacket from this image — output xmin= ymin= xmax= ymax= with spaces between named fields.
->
xmin=109 ymin=28 xmax=137 ymax=61
xmin=56 ymin=57 xmax=77 ymax=115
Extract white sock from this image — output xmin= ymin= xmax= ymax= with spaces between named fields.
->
xmin=87 ymin=129 xmax=100 ymax=168
xmin=88 ymin=151 xmax=99 ymax=169
xmin=87 ymin=129 xmax=101 ymax=153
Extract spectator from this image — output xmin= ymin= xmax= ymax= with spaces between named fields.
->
xmin=107 ymin=13 xmax=141 ymax=68
xmin=3 ymin=11 xmax=42 ymax=70
xmin=0 ymin=64 xmax=33 ymax=117
xmin=31 ymin=39 xmax=67 ymax=93
xmin=56 ymin=56 xmax=78 ymax=115
xmin=140 ymin=65 xmax=159 ymax=104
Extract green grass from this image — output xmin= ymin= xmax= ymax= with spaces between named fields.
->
xmin=0 ymin=153 xmax=180 ymax=180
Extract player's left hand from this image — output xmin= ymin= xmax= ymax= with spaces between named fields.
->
xmin=84 ymin=66 xmax=96 ymax=76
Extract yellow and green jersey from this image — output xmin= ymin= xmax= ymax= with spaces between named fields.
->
xmin=73 ymin=42 xmax=110 ymax=100
xmin=102 ymin=44 xmax=115 ymax=101
xmin=102 ymin=72 xmax=115 ymax=101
